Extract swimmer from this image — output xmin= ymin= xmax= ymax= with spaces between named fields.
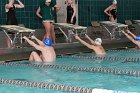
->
xmin=122 ymin=30 xmax=140 ymax=48
xmin=23 ymin=36 xmax=56 ymax=64
xmin=5 ymin=0 xmax=24 ymax=25
xmin=65 ymin=0 xmax=77 ymax=24
xmin=75 ymin=34 xmax=106 ymax=55
xmin=104 ymin=0 xmax=117 ymax=22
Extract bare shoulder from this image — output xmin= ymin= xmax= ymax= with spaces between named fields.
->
xmin=14 ymin=4 xmax=18 ymax=8
xmin=44 ymin=46 xmax=54 ymax=50
xmin=91 ymin=45 xmax=96 ymax=48
xmin=94 ymin=45 xmax=104 ymax=49
xmin=100 ymin=46 xmax=105 ymax=50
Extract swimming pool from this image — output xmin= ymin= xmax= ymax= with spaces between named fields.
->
xmin=0 ymin=49 xmax=140 ymax=93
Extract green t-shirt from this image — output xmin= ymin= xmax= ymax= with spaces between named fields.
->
xmin=40 ymin=0 xmax=56 ymax=20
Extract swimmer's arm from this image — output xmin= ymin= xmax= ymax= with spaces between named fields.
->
xmin=75 ymin=35 xmax=93 ymax=49
xmin=15 ymin=0 xmax=24 ymax=8
xmin=23 ymin=36 xmax=44 ymax=50
xmin=5 ymin=1 xmax=13 ymax=9
xmin=36 ymin=7 xmax=42 ymax=18
xmin=85 ymin=34 xmax=95 ymax=44
xmin=31 ymin=36 xmax=44 ymax=46
xmin=71 ymin=4 xmax=76 ymax=21
xmin=104 ymin=5 xmax=112 ymax=17
xmin=122 ymin=31 xmax=137 ymax=44
xmin=127 ymin=30 xmax=137 ymax=38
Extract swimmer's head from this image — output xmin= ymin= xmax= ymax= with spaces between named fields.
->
xmin=94 ymin=38 xmax=102 ymax=45
xmin=112 ymin=0 xmax=117 ymax=4
xmin=43 ymin=38 xmax=52 ymax=46
xmin=66 ymin=0 xmax=72 ymax=4
xmin=135 ymin=36 xmax=140 ymax=41
xmin=46 ymin=0 xmax=51 ymax=3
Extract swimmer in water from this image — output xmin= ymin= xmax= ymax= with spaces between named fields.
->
xmin=75 ymin=34 xmax=106 ymax=55
xmin=23 ymin=36 xmax=56 ymax=65
xmin=104 ymin=0 xmax=117 ymax=22
xmin=122 ymin=30 xmax=140 ymax=48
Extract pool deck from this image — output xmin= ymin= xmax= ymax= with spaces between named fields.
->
xmin=0 ymin=38 xmax=135 ymax=62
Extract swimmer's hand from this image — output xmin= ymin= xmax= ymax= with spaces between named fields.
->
xmin=85 ymin=34 xmax=89 ymax=38
xmin=31 ymin=36 xmax=36 ymax=39
xmin=121 ymin=31 xmax=125 ymax=34
xmin=122 ymin=30 xmax=129 ymax=34
xmin=75 ymin=34 xmax=80 ymax=40
xmin=22 ymin=36 xmax=27 ymax=39
xmin=125 ymin=30 xmax=131 ymax=33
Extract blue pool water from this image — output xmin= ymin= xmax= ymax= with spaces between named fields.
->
xmin=0 ymin=84 xmax=66 ymax=93
xmin=0 ymin=49 xmax=140 ymax=93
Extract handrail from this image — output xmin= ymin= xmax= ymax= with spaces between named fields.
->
xmin=58 ymin=27 xmax=69 ymax=42
xmin=101 ymin=25 xmax=113 ymax=40
xmin=1 ymin=29 xmax=13 ymax=46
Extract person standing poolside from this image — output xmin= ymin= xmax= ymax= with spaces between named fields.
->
xmin=23 ymin=36 xmax=56 ymax=65
xmin=75 ymin=34 xmax=106 ymax=55
xmin=36 ymin=0 xmax=57 ymax=44
xmin=122 ymin=30 xmax=140 ymax=48
xmin=65 ymin=0 xmax=77 ymax=24
xmin=5 ymin=0 xmax=24 ymax=25
xmin=104 ymin=0 xmax=117 ymax=22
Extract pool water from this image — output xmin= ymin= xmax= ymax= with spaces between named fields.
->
xmin=0 ymin=84 xmax=66 ymax=93
xmin=0 ymin=49 xmax=140 ymax=93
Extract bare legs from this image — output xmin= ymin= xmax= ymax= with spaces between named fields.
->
xmin=29 ymin=51 xmax=42 ymax=62
xmin=42 ymin=22 xmax=56 ymax=44
xmin=43 ymin=22 xmax=51 ymax=39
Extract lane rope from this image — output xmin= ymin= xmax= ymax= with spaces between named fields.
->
xmin=58 ymin=55 xmax=140 ymax=62
xmin=1 ymin=62 xmax=140 ymax=77
xmin=108 ymin=49 xmax=140 ymax=53
xmin=0 ymin=63 xmax=136 ymax=93
xmin=0 ymin=78 xmax=131 ymax=93
xmin=0 ymin=78 xmax=92 ymax=93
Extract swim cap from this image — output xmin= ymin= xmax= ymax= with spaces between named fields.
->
xmin=43 ymin=38 xmax=52 ymax=46
xmin=112 ymin=0 xmax=117 ymax=4
xmin=135 ymin=36 xmax=140 ymax=41
xmin=94 ymin=38 xmax=102 ymax=45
